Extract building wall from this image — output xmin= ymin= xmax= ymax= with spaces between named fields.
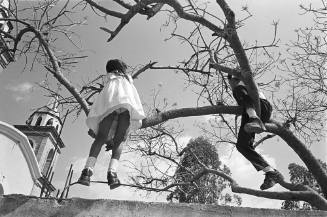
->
xmin=0 ymin=121 xmax=43 ymax=197
xmin=0 ymin=134 xmax=34 ymax=195
xmin=38 ymin=137 xmax=57 ymax=176
xmin=26 ymin=134 xmax=57 ymax=175
xmin=27 ymin=135 xmax=44 ymax=159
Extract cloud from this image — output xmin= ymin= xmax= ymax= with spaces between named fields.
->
xmin=6 ymin=82 xmax=34 ymax=93
xmin=5 ymin=82 xmax=34 ymax=102
xmin=177 ymin=135 xmax=192 ymax=147
xmin=221 ymin=148 xmax=282 ymax=208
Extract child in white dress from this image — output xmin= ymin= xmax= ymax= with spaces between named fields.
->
xmin=78 ymin=59 xmax=145 ymax=189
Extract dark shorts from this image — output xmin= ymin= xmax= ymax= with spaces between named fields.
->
xmin=260 ymin=98 xmax=272 ymax=123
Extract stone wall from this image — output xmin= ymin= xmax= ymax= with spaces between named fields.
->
xmin=0 ymin=194 xmax=326 ymax=217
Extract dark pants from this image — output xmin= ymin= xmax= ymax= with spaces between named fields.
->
xmin=233 ymin=86 xmax=272 ymax=171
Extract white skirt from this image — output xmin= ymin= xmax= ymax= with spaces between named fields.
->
xmin=86 ymin=73 xmax=145 ymax=135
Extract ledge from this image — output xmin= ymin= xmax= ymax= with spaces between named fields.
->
xmin=1 ymin=194 xmax=327 ymax=217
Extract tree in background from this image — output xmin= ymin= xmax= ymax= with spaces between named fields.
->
xmin=167 ymin=137 xmax=241 ymax=205
xmin=282 ymin=161 xmax=327 ymax=210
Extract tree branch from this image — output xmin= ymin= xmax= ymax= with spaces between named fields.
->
xmin=215 ymin=0 xmax=261 ymax=116
xmin=266 ymin=121 xmax=327 ymax=198
xmin=141 ymin=105 xmax=242 ymax=128
xmin=33 ymin=29 xmax=90 ymax=114
xmin=84 ymin=0 xmax=125 ymax=18
xmin=132 ymin=61 xmax=157 ymax=79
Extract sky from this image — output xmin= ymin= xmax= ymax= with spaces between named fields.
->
xmin=0 ymin=0 xmax=326 ymax=209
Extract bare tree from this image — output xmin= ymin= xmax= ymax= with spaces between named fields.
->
xmin=278 ymin=1 xmax=327 ymax=144
xmin=0 ymin=0 xmax=90 ymax=115
xmin=2 ymin=0 xmax=327 ymax=210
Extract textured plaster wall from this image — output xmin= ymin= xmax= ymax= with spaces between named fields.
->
xmin=0 ymin=135 xmax=34 ymax=195
xmin=0 ymin=194 xmax=327 ymax=217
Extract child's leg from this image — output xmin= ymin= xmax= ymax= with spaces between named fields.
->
xmin=109 ymin=110 xmax=130 ymax=169
xmin=236 ymin=114 xmax=270 ymax=171
xmin=78 ymin=113 xmax=116 ymax=186
xmin=87 ymin=112 xmax=116 ymax=163
xmin=233 ymin=86 xmax=266 ymax=133
xmin=107 ymin=110 xmax=130 ymax=189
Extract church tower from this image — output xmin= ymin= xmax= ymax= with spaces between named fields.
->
xmin=14 ymin=97 xmax=65 ymax=196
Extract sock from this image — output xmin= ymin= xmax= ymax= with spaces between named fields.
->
xmin=263 ymin=166 xmax=274 ymax=173
xmin=84 ymin=156 xmax=97 ymax=171
xmin=246 ymin=108 xmax=258 ymax=119
xmin=108 ymin=158 xmax=119 ymax=173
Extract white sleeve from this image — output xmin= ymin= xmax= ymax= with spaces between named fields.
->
xmin=259 ymin=91 xmax=266 ymax=100
xmin=127 ymin=74 xmax=133 ymax=83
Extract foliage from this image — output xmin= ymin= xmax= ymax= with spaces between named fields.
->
xmin=282 ymin=160 xmax=327 ymax=210
xmin=167 ymin=137 xmax=241 ymax=205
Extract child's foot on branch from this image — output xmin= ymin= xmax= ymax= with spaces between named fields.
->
xmin=77 ymin=168 xmax=93 ymax=186
xmin=260 ymin=170 xmax=283 ymax=190
xmin=244 ymin=117 xmax=266 ymax=134
xmin=107 ymin=171 xmax=120 ymax=189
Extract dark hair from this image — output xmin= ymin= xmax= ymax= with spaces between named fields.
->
xmin=106 ymin=59 xmax=127 ymax=74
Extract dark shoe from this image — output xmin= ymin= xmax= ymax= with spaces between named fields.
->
xmin=260 ymin=170 xmax=283 ymax=190
xmin=244 ymin=117 xmax=266 ymax=134
xmin=77 ymin=168 xmax=93 ymax=186
xmin=107 ymin=171 xmax=120 ymax=189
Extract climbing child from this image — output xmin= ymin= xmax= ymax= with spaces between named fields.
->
xmin=227 ymin=75 xmax=283 ymax=190
xmin=78 ymin=59 xmax=145 ymax=189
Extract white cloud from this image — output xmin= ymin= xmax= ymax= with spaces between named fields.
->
xmin=6 ymin=82 xmax=34 ymax=93
xmin=14 ymin=96 xmax=24 ymax=102
xmin=221 ymin=148 xmax=282 ymax=208
xmin=197 ymin=114 xmax=236 ymax=127
xmin=5 ymin=82 xmax=34 ymax=102
xmin=177 ymin=135 xmax=192 ymax=147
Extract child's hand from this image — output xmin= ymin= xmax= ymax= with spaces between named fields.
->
xmin=88 ymin=129 xmax=96 ymax=138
